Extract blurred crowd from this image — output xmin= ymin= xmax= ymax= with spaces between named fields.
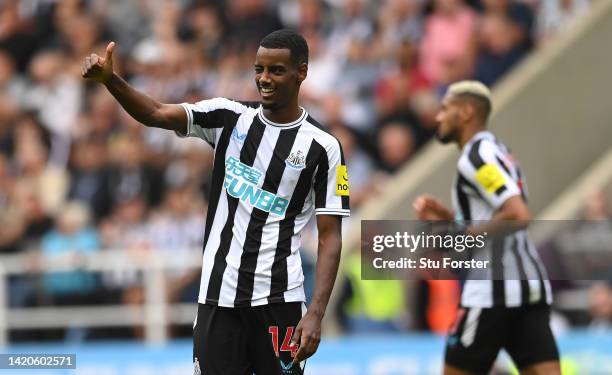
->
xmin=0 ymin=0 xmax=597 ymax=341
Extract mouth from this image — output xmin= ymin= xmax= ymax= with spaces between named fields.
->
xmin=259 ymin=86 xmax=275 ymax=99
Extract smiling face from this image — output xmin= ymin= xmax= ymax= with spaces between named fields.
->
xmin=254 ymin=47 xmax=307 ymax=111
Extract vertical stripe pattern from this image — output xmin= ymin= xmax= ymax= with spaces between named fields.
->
xmin=454 ymin=131 xmax=551 ymax=308
xmin=179 ymin=100 xmax=350 ymax=307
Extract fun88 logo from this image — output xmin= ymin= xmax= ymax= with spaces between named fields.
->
xmin=225 ymin=156 xmax=289 ymax=216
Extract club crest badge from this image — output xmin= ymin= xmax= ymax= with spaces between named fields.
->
xmin=285 ymin=150 xmax=306 ymax=170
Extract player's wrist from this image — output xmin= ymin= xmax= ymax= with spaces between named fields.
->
xmin=306 ymin=305 xmax=325 ymax=320
xmin=101 ymin=71 xmax=117 ymax=86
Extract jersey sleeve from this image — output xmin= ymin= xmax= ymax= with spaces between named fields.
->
xmin=459 ymin=140 xmax=521 ymax=210
xmin=313 ymin=138 xmax=351 ymax=216
xmin=175 ymin=97 xmax=251 ymax=147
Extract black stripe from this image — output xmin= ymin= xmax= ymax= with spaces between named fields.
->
xmin=305 ymin=115 xmax=331 ymax=133
xmin=491 ymin=237 xmax=505 ymax=306
xmin=305 ymin=115 xmax=349 ymax=209
xmin=234 ymin=126 xmax=300 ymax=306
xmin=205 ymin=119 xmax=266 ymax=305
xmin=456 ymin=174 xmax=472 ymax=221
xmin=201 ymin=117 xmax=239 ymax=252
xmin=192 ymin=108 xmax=234 ymax=129
xmin=495 ymin=156 xmax=510 ymax=175
xmin=522 ymin=233 xmax=547 ymax=304
xmin=516 ymin=166 xmax=528 ymax=202
xmin=269 ymin=141 xmax=324 ymax=303
xmin=468 ymin=139 xmax=485 ymax=169
xmin=494 ymin=156 xmax=510 ymax=196
xmin=337 ymin=140 xmax=350 ymax=210
xmin=314 ymin=146 xmax=329 ymax=210
xmin=510 ymin=235 xmax=530 ymax=305
xmin=494 ymin=185 xmax=508 ymax=196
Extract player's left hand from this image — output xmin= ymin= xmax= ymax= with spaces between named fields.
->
xmin=291 ymin=312 xmax=322 ymax=364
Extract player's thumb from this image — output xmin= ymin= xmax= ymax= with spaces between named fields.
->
xmin=105 ymin=41 xmax=116 ymax=62
xmin=290 ymin=326 xmax=302 ymax=346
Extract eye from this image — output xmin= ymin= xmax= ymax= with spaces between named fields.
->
xmin=254 ymin=66 xmax=263 ymax=74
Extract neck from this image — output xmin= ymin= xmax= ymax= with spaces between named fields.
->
xmin=262 ymin=100 xmax=302 ymax=124
xmin=458 ymin=124 xmax=486 ymax=149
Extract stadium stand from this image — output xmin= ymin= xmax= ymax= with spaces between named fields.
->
xmin=1 ymin=2 xmax=611 ymax=373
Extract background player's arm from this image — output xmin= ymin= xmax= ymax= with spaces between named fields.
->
xmin=465 ymin=195 xmax=530 ymax=236
xmin=292 ymin=214 xmax=342 ymax=363
xmin=458 ymin=142 xmax=530 ymax=236
xmin=81 ymin=41 xmax=186 ymax=133
xmin=413 ymin=194 xmax=454 ymax=220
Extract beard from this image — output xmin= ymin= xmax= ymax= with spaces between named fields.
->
xmin=261 ymin=101 xmax=278 ymax=110
xmin=261 ymin=101 xmax=275 ymax=110
xmin=435 ymin=130 xmax=455 ymax=144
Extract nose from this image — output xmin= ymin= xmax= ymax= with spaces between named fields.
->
xmin=435 ymin=112 xmax=442 ymax=123
xmin=259 ymin=70 xmax=272 ymax=84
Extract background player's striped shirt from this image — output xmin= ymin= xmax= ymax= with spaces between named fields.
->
xmin=452 ymin=131 xmax=552 ymax=308
xmin=177 ymin=98 xmax=350 ymax=307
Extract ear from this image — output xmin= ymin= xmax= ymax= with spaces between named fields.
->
xmin=460 ymin=102 xmax=475 ymax=121
xmin=297 ymin=63 xmax=308 ymax=83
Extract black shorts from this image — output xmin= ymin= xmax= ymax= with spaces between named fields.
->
xmin=445 ymin=303 xmax=559 ymax=374
xmin=193 ymin=302 xmax=306 ymax=375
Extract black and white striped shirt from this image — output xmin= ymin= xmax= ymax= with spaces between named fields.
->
xmin=452 ymin=131 xmax=552 ymax=308
xmin=178 ymin=98 xmax=350 ymax=307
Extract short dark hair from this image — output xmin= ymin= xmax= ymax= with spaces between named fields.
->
xmin=456 ymin=93 xmax=492 ymax=121
xmin=260 ymin=29 xmax=309 ymax=66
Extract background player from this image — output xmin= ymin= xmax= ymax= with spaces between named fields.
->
xmin=413 ymin=81 xmax=560 ymax=375
xmin=82 ymin=29 xmax=349 ymax=375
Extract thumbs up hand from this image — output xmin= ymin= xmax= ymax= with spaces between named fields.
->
xmin=82 ymin=41 xmax=116 ymax=84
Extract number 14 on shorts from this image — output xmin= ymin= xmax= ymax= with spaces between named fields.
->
xmin=268 ymin=326 xmax=299 ymax=358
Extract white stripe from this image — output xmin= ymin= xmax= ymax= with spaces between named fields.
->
xmin=283 ymin=234 xmax=305 ymax=302
xmin=217 ymin=236 xmax=243 ymax=306
xmin=460 ymin=308 xmax=481 ymax=347
xmin=246 ymin=126 xmax=281 ymax=305
xmin=252 ymin=220 xmax=279 ymax=302
xmin=505 ymin=279 xmax=521 ymax=307
xmin=198 ymin=191 xmax=228 ymax=304
xmin=315 ymin=209 xmax=351 ymax=216
xmin=461 ymin=280 xmax=494 ymax=308
xmin=194 ymin=105 xmax=351 ymax=307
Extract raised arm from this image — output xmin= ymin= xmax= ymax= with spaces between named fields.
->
xmin=81 ymin=41 xmax=186 ymax=133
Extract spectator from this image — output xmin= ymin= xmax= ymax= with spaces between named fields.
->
xmin=537 ymin=0 xmax=590 ymax=44
xmin=148 ymin=184 xmax=206 ymax=304
xmin=38 ymin=201 xmax=101 ymax=341
xmin=337 ymin=251 xmax=408 ymax=333
xmin=473 ymin=12 xmax=530 ymax=86
xmin=68 ymin=137 xmax=112 ymax=221
xmin=419 ymin=0 xmax=478 ymax=86
xmin=588 ymin=282 xmax=612 ymax=333
xmin=333 ymin=126 xmax=380 ymax=208
xmin=40 ymin=201 xmax=100 ymax=305
xmin=13 ymin=117 xmax=68 ymax=216
xmin=0 ymin=0 xmax=591 ymax=343
xmin=107 ymin=132 xmax=164 ymax=208
xmin=377 ymin=122 xmax=417 ymax=172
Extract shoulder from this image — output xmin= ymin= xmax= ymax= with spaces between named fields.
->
xmin=301 ymin=115 xmax=342 ymax=152
xmin=189 ymin=98 xmax=260 ymax=114
xmin=462 ymin=136 xmax=502 ymax=168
